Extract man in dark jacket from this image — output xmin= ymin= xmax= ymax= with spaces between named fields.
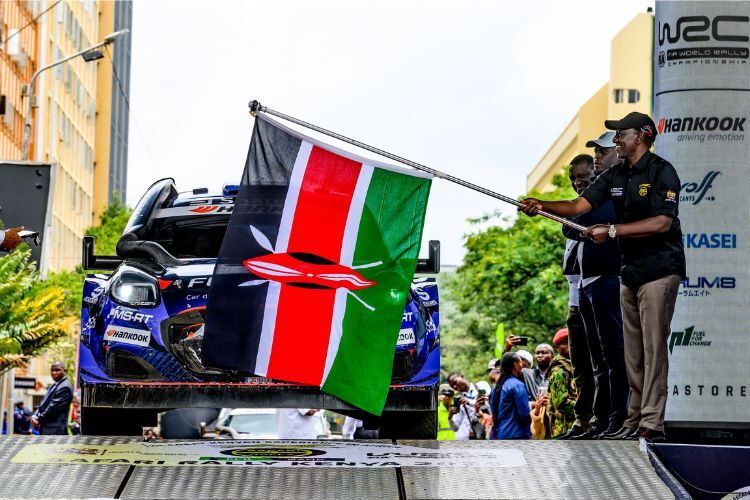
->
xmin=520 ymin=112 xmax=686 ymax=442
xmin=565 ymin=133 xmax=629 ymax=440
xmin=32 ymin=361 xmax=73 ymax=435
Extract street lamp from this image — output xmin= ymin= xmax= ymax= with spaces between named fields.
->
xmin=21 ymin=29 xmax=129 ymax=161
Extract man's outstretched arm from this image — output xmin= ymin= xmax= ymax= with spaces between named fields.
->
xmin=518 ymin=197 xmax=592 ymax=218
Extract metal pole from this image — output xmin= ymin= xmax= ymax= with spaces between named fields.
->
xmin=5 ymin=371 xmax=13 ymax=435
xmin=248 ymin=100 xmax=587 ymax=232
xmin=21 ymin=29 xmax=130 ymax=160
xmin=0 ymin=372 xmax=7 ymax=437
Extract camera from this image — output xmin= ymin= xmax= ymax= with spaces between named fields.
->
xmin=516 ymin=336 xmax=529 ymax=346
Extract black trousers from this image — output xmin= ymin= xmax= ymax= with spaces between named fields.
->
xmin=567 ymin=305 xmax=595 ymax=428
xmin=579 ymin=276 xmax=629 ymax=428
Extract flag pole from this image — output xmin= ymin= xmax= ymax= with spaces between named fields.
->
xmin=248 ymin=100 xmax=587 ymax=232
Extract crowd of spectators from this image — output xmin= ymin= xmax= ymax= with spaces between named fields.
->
xmin=438 ymin=329 xmax=577 ymax=442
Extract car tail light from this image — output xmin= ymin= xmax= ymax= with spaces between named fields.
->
xmin=110 ymin=268 xmax=160 ymax=307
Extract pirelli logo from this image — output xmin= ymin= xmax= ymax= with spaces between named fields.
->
xmin=103 ymin=325 xmax=151 ymax=347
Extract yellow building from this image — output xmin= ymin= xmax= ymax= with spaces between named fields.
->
xmin=527 ymin=12 xmax=654 ymax=193
xmin=15 ymin=0 xmax=131 ymax=271
xmin=94 ymin=0 xmax=132 ymax=220
xmin=0 ymin=2 xmax=38 ymax=160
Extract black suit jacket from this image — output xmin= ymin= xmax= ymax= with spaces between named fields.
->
xmin=36 ymin=376 xmax=73 ymax=435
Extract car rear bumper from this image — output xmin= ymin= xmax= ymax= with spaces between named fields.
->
xmin=80 ymin=379 xmax=437 ymax=413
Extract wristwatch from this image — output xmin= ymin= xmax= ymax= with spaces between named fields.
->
xmin=608 ymin=224 xmax=617 ymax=239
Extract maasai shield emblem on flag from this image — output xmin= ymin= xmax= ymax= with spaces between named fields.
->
xmin=202 ymin=115 xmax=432 ymax=415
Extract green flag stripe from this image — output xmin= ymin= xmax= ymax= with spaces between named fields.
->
xmin=321 ymin=167 xmax=431 ymax=415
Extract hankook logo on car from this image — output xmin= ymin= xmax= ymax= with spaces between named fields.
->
xmin=103 ymin=326 xmax=151 ymax=347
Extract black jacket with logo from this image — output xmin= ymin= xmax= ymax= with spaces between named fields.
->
xmin=580 ymin=152 xmax=686 ymax=289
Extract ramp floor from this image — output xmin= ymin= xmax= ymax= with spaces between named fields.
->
xmin=0 ymin=436 xmax=675 ymax=499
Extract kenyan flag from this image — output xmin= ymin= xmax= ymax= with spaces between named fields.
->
xmin=203 ymin=115 xmax=431 ymax=415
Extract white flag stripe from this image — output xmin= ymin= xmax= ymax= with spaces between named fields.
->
xmin=254 ymin=141 xmax=312 ymax=375
xmin=321 ymin=164 xmax=374 ymax=386
xmin=253 ymin=282 xmax=280 ymax=377
xmin=276 ymin=141 xmax=312 ymax=253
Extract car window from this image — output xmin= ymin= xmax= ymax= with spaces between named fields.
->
xmin=225 ymin=413 xmax=279 ymax=436
xmin=144 ymin=216 xmax=230 ymax=258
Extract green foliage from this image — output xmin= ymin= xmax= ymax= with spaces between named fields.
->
xmin=42 ymin=200 xmax=132 ymax=316
xmin=14 ymin=202 xmax=133 ymax=373
xmin=440 ymin=167 xmax=576 ymax=382
xmin=0 ymin=247 xmax=74 ymax=372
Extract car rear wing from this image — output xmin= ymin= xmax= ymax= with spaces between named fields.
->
xmin=415 ymin=240 xmax=440 ymax=274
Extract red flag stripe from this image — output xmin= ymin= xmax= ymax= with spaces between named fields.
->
xmin=265 ymin=146 xmax=363 ymax=384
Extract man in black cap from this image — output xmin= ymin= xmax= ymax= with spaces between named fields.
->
xmin=519 ymin=112 xmax=685 ymax=442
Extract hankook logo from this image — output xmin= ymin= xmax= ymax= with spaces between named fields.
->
xmin=657 ymin=117 xmax=746 ymax=143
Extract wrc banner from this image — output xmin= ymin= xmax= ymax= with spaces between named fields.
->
xmin=655 ymin=1 xmax=750 ymax=425
xmin=202 ymin=115 xmax=432 ymax=415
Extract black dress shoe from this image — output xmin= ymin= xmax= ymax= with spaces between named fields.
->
xmin=600 ymin=426 xmax=636 ymax=440
xmin=557 ymin=427 xmax=586 ymax=440
xmin=637 ymin=428 xmax=666 ymax=442
xmin=594 ymin=422 xmax=625 ymax=440
xmin=569 ymin=426 xmax=606 ymax=440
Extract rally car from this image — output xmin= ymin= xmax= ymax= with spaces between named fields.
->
xmin=79 ymin=178 xmax=440 ymax=437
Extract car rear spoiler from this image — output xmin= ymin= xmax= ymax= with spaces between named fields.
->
xmin=415 ymin=240 xmax=440 ymax=274
xmin=82 ymin=236 xmax=123 ymax=270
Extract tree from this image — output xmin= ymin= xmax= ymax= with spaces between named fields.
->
xmin=42 ymin=200 xmax=132 ymax=314
xmin=441 ymin=170 xmax=576 ymax=381
xmin=0 ymin=247 xmax=74 ymax=372
xmin=26 ymin=201 xmax=132 ymax=372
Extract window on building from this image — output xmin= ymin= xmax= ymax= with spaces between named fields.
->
xmin=613 ymin=89 xmax=624 ymax=103
xmin=628 ymin=89 xmax=640 ymax=104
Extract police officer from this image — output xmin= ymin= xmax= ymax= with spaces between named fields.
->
xmin=519 ymin=112 xmax=686 ymax=442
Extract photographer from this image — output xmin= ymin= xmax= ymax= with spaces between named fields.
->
xmin=447 ymin=372 xmax=482 ymax=440
xmin=505 ymin=336 xmax=552 ymax=404
xmin=437 ymin=385 xmax=456 ymax=440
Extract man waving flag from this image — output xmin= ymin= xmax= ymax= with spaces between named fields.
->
xmin=202 ymin=115 xmax=432 ymax=415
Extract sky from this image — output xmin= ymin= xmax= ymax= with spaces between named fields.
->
xmin=127 ymin=0 xmax=654 ymax=266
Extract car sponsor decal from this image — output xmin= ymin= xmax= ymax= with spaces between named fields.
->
xmin=103 ymin=325 xmax=151 ymax=347
xmin=107 ymin=307 xmax=154 ymax=324
xmin=396 ymin=328 xmax=416 ymax=346
xmin=155 ymin=206 xmax=233 ymax=218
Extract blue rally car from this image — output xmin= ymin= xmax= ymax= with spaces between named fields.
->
xmin=79 ymin=179 xmax=440 ymax=437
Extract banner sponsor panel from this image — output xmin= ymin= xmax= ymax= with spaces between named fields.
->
xmin=11 ymin=440 xmax=527 ymax=468
xmin=654 ymin=1 xmax=750 ymax=423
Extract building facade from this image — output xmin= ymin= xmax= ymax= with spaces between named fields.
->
xmin=527 ymin=12 xmax=654 ymax=193
xmin=0 ymin=0 xmax=133 ymax=272
xmin=0 ymin=1 xmax=38 ymax=160
xmin=94 ymin=0 xmax=131 ymax=219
